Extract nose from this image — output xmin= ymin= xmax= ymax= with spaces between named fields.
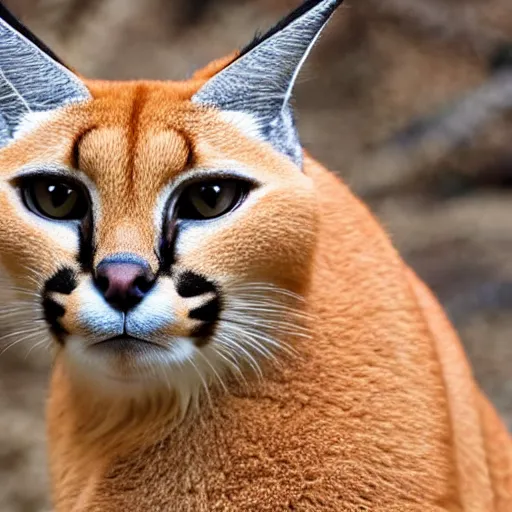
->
xmin=94 ymin=255 xmax=155 ymax=312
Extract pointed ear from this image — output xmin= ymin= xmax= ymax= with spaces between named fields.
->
xmin=0 ymin=4 xmax=90 ymax=147
xmin=192 ymin=0 xmax=343 ymax=168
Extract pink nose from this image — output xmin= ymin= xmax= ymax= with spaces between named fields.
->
xmin=95 ymin=257 xmax=155 ymax=312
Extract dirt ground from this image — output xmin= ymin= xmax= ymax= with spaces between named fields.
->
xmin=1 ymin=0 xmax=511 ymax=510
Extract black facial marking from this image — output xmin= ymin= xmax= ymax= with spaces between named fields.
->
xmin=189 ymin=296 xmax=221 ymax=323
xmin=181 ymin=272 xmax=221 ymax=346
xmin=159 ymin=225 xmax=178 ymax=275
xmin=42 ymin=267 xmax=77 ymax=343
xmin=77 ymin=217 xmax=95 ymax=273
xmin=191 ymin=322 xmax=216 ymax=347
xmin=45 ymin=268 xmax=77 ymax=295
xmin=177 ymin=271 xmax=216 ymax=298
xmin=42 ymin=298 xmax=68 ymax=343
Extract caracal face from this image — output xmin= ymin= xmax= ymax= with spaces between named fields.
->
xmin=0 ymin=81 xmax=317 ymax=397
xmin=0 ymin=1 xmax=345 ymax=402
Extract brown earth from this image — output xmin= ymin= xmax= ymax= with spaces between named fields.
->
xmin=1 ymin=0 xmax=511 ymax=510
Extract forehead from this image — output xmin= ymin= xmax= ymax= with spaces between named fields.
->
xmin=78 ymin=84 xmax=195 ymax=190
xmin=0 ymin=79 xmax=298 ymax=186
xmin=78 ymin=127 xmax=190 ymax=193
xmin=0 ymin=82 xmax=200 ymax=179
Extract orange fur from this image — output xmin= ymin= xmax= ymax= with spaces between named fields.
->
xmin=0 ymin=28 xmax=510 ymax=512
xmin=46 ymin=152 xmax=512 ymax=511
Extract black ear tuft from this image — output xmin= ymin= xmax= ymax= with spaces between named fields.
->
xmin=192 ymin=0 xmax=343 ymax=168
xmin=0 ymin=3 xmax=65 ymax=65
xmin=0 ymin=2 xmax=90 ymax=147
xmin=239 ymin=0 xmax=343 ymax=60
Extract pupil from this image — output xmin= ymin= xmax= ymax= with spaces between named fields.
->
xmin=199 ymin=184 xmax=222 ymax=209
xmin=48 ymin=183 xmax=73 ymax=209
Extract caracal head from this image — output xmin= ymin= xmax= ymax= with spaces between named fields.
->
xmin=0 ymin=1 xmax=342 ymax=403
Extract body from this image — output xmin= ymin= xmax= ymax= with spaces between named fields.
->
xmin=0 ymin=1 xmax=509 ymax=510
xmin=48 ymin=155 xmax=512 ymax=511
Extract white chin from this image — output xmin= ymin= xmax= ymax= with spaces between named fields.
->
xmin=64 ymin=334 xmax=199 ymax=394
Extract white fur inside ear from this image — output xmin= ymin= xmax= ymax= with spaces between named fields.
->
xmin=13 ymin=110 xmax=58 ymax=140
xmin=219 ymin=111 xmax=264 ymax=141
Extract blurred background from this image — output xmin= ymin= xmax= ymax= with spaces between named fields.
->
xmin=1 ymin=0 xmax=511 ymax=510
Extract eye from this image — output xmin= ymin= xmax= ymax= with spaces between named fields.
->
xmin=177 ymin=180 xmax=249 ymax=220
xmin=21 ymin=177 xmax=88 ymax=221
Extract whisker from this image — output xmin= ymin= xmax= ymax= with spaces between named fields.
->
xmin=0 ymin=330 xmax=45 ymax=357
xmin=220 ymin=315 xmax=310 ymax=340
xmin=24 ymin=336 xmax=51 ymax=359
xmin=239 ymin=327 xmax=298 ymax=357
xmin=223 ymin=323 xmax=294 ymax=365
xmin=212 ymin=346 xmax=248 ymax=389
xmin=227 ymin=282 xmax=305 ymax=300
xmin=206 ymin=279 xmax=311 ymax=386
xmin=0 ymin=326 xmax=44 ymax=343
xmin=216 ymin=334 xmax=263 ymax=380
xmin=223 ymin=324 xmax=278 ymax=361
xmin=188 ymin=357 xmax=213 ymax=411
xmin=18 ymin=262 xmax=46 ymax=280
xmin=226 ymin=293 xmax=312 ymax=311
xmin=0 ymin=306 xmax=44 ymax=315
xmin=147 ymin=350 xmax=175 ymax=392
xmin=195 ymin=348 xmax=228 ymax=394
xmin=0 ymin=311 xmax=38 ymax=321
xmin=226 ymin=302 xmax=313 ymax=322
xmin=0 ymin=269 xmax=43 ymax=290
xmin=0 ymin=300 xmax=42 ymax=310
xmin=0 ymin=287 xmax=40 ymax=298
xmin=227 ymin=299 xmax=310 ymax=311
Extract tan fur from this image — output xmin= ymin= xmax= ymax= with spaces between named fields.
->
xmin=0 ymin=43 xmax=510 ymax=512
xmin=45 ymin=154 xmax=512 ymax=511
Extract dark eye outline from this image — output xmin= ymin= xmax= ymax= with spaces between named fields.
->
xmin=174 ymin=178 xmax=253 ymax=221
xmin=13 ymin=173 xmax=90 ymax=222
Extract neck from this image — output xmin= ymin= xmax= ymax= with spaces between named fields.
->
xmin=47 ymin=358 xmax=180 ymax=507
